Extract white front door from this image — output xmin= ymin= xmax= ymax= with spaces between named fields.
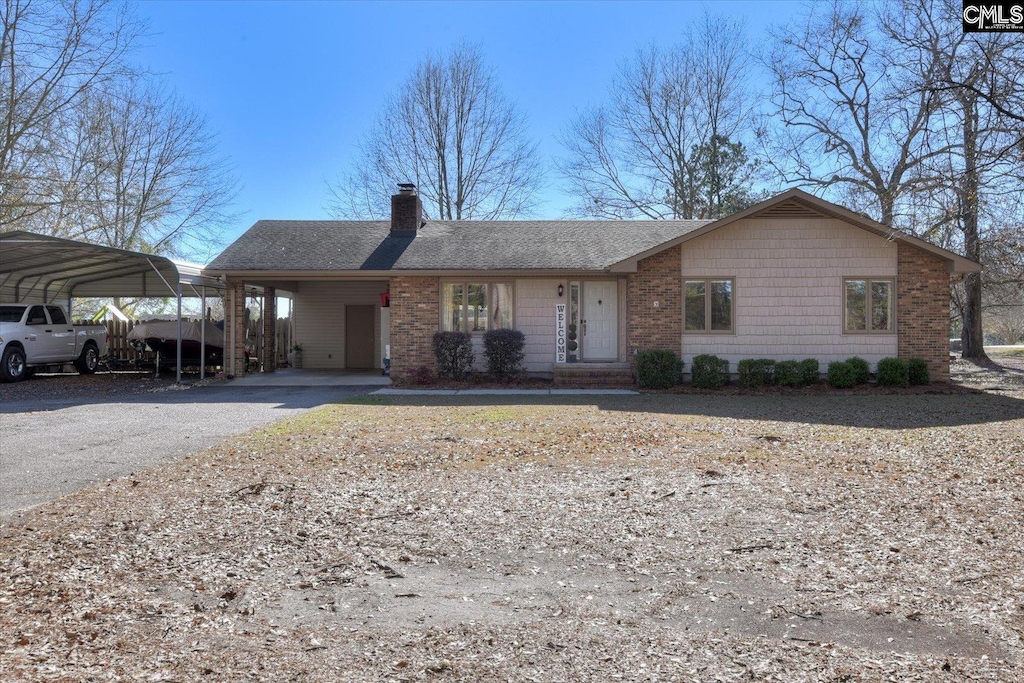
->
xmin=582 ymin=281 xmax=617 ymax=361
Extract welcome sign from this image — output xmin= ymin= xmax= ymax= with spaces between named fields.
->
xmin=555 ymin=303 xmax=567 ymax=364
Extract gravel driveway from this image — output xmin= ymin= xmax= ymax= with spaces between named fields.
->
xmin=0 ymin=375 xmax=377 ymax=516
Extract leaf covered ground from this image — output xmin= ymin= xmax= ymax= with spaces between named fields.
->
xmin=1 ymin=390 xmax=1023 ymax=681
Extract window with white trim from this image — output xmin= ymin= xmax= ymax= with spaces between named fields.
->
xmin=844 ymin=278 xmax=894 ymax=333
xmin=441 ymin=282 xmax=513 ymax=332
xmin=683 ymin=278 xmax=734 ymax=332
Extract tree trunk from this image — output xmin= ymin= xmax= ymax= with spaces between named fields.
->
xmin=959 ymin=91 xmax=988 ymax=360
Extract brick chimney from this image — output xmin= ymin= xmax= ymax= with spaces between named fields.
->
xmin=391 ymin=183 xmax=422 ymax=236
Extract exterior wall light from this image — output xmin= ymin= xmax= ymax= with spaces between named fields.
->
xmin=557 ymin=284 xmax=564 ymax=297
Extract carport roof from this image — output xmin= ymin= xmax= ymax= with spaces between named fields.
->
xmin=0 ymin=230 xmax=223 ymax=304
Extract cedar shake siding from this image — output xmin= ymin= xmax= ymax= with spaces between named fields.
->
xmin=897 ymin=243 xmax=951 ymax=382
xmin=627 ymin=245 xmax=683 ymax=358
xmin=678 ymin=217 xmax=899 ymax=369
xmin=389 ymin=276 xmax=439 ymax=379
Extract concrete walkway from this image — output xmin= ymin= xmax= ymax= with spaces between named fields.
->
xmin=373 ymin=387 xmax=637 ymax=396
xmin=226 ymin=371 xmax=638 ymax=394
xmin=226 ymin=369 xmax=391 ymax=387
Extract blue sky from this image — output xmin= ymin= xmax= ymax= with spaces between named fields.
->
xmin=134 ymin=0 xmax=806 ymax=249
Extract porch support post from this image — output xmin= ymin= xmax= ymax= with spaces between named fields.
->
xmin=200 ymin=286 xmax=207 ymax=381
xmin=225 ymin=278 xmax=248 ymax=378
xmin=262 ymin=286 xmax=276 ymax=373
xmin=175 ymin=280 xmax=183 ymax=383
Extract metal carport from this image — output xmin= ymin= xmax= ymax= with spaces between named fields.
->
xmin=0 ymin=230 xmax=228 ymax=382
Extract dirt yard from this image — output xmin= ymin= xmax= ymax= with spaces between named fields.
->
xmin=0 ymin=370 xmax=197 ymax=403
xmin=1 ymin=367 xmax=1022 ymax=681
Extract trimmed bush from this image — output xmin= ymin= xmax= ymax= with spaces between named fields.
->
xmin=775 ymin=360 xmax=802 ymax=387
xmin=908 ymin=357 xmax=930 ymax=386
xmin=876 ymin=357 xmax=909 ymax=387
xmin=827 ymin=361 xmax=856 ymax=389
xmin=799 ymin=358 xmax=820 ymax=385
xmin=483 ymin=328 xmax=526 ymax=380
xmin=846 ymin=356 xmax=871 ymax=385
xmin=409 ymin=365 xmax=435 ymax=385
xmin=635 ymin=350 xmax=682 ymax=389
xmin=433 ymin=331 xmax=473 ymax=380
xmin=737 ymin=358 xmax=776 ymax=388
xmin=692 ymin=354 xmax=730 ymax=389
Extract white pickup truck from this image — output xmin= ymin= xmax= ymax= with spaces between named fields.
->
xmin=0 ymin=304 xmax=108 ymax=382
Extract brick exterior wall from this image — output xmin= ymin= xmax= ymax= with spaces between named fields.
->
xmin=626 ymin=245 xmax=682 ymax=359
xmin=261 ymin=286 xmax=276 ymax=372
xmin=553 ymin=364 xmax=634 ymax=388
xmin=225 ymin=278 xmax=247 ymax=378
xmin=389 ymin=276 xmax=439 ymax=379
xmin=897 ymin=243 xmax=951 ymax=382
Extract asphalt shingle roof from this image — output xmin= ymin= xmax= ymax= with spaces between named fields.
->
xmin=206 ymin=219 xmax=712 ymax=272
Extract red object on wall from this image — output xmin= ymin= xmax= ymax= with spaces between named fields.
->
xmin=380 ymin=291 xmax=390 ymax=308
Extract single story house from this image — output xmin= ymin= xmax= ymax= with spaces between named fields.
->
xmin=204 ymin=186 xmax=981 ymax=384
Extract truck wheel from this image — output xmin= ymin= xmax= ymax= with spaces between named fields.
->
xmin=1 ymin=346 xmax=27 ymax=383
xmin=75 ymin=343 xmax=100 ymax=374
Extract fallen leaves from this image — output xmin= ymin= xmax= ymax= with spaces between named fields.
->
xmin=1 ymin=391 xmax=1022 ymax=680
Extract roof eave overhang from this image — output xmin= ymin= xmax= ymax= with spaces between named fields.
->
xmin=203 ymin=268 xmax=621 ymax=281
xmin=607 ymin=188 xmax=984 ymax=275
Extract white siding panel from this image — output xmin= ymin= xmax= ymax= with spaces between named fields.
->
xmin=515 ymin=279 xmax=564 ymax=373
xmin=680 ymin=217 xmax=898 ymax=370
xmin=293 ymin=281 xmax=388 ymax=369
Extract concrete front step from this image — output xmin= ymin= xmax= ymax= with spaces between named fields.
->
xmin=553 ymin=362 xmax=635 ymax=388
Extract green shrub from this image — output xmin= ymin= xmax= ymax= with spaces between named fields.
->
xmin=799 ymin=358 xmax=820 ymax=384
xmin=827 ymin=361 xmax=856 ymax=389
xmin=876 ymin=357 xmax=909 ymax=387
xmin=482 ymin=329 xmax=526 ymax=380
xmin=908 ymin=357 xmax=930 ymax=385
xmin=775 ymin=360 xmax=802 ymax=386
xmin=635 ymin=350 xmax=682 ymax=389
xmin=737 ymin=358 xmax=776 ymax=388
xmin=845 ymin=356 xmax=871 ymax=384
xmin=433 ymin=331 xmax=473 ymax=380
xmin=692 ymin=354 xmax=729 ymax=389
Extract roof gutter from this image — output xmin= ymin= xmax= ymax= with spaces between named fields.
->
xmin=202 ymin=268 xmax=626 ymax=280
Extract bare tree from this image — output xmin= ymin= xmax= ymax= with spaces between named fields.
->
xmin=763 ymin=0 xmax=1024 ymax=359
xmin=64 ymin=82 xmax=236 ymax=258
xmin=0 ymin=0 xmax=140 ymax=227
xmin=760 ymin=0 xmax=953 ymax=227
xmin=1 ymin=0 xmax=237 ymax=260
xmin=931 ymin=28 xmax=1024 ymax=126
xmin=558 ymin=15 xmax=757 ymax=220
xmin=327 ymin=44 xmax=541 ymax=220
xmin=883 ymin=0 xmax=1024 ymax=358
